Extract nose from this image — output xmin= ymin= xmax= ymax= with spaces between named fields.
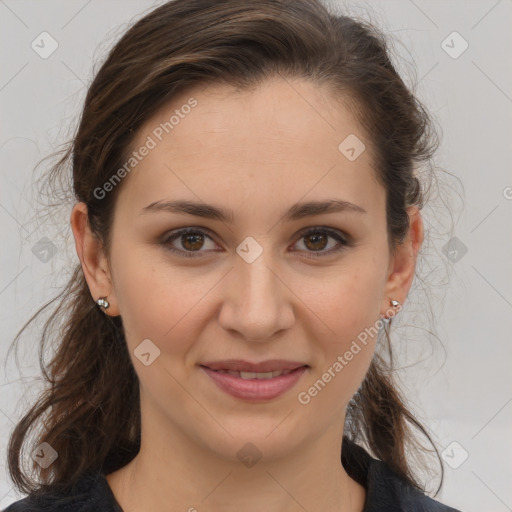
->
xmin=217 ymin=248 xmax=295 ymax=342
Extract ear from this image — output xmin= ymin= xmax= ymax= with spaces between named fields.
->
xmin=70 ymin=202 xmax=120 ymax=316
xmin=380 ymin=205 xmax=424 ymax=318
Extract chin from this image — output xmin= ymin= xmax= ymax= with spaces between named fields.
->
xmin=199 ymin=418 xmax=306 ymax=463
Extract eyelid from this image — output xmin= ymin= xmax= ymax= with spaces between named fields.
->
xmin=294 ymin=225 xmax=349 ymax=243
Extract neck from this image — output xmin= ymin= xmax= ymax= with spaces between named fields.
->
xmin=106 ymin=404 xmax=366 ymax=512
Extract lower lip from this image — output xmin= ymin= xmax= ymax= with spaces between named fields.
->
xmin=200 ymin=366 xmax=308 ymax=402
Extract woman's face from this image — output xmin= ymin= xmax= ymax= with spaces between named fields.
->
xmin=89 ymin=77 xmax=413 ymax=462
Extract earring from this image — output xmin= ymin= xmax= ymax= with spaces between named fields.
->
xmin=381 ymin=298 xmax=401 ymax=320
xmin=97 ymin=297 xmax=110 ymax=310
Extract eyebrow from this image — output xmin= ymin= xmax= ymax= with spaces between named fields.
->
xmin=140 ymin=198 xmax=367 ymax=222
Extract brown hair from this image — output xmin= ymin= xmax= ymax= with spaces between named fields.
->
xmin=7 ymin=0 xmax=445 ymax=498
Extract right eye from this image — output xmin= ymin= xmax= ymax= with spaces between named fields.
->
xmin=161 ymin=227 xmax=220 ymax=258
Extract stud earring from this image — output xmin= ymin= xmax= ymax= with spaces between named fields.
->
xmin=97 ymin=297 xmax=110 ymax=310
xmin=380 ymin=298 xmax=401 ymax=320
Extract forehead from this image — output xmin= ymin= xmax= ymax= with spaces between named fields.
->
xmin=115 ymin=78 xmax=384 ymax=223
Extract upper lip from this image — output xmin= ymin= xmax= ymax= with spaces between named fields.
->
xmin=200 ymin=359 xmax=308 ymax=373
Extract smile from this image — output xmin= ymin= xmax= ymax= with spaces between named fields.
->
xmin=200 ymin=365 xmax=309 ymax=401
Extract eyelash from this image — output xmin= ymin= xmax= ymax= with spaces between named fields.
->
xmin=160 ymin=226 xmax=351 ymax=259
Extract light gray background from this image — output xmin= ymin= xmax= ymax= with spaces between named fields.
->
xmin=1 ymin=1 xmax=511 ymax=511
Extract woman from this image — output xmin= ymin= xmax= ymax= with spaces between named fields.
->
xmin=4 ymin=0 xmax=462 ymax=510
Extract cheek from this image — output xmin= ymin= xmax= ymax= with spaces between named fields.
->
xmin=297 ymin=269 xmax=380 ymax=414
xmin=303 ymin=259 xmax=385 ymax=345
xmin=111 ymin=243 xmax=216 ymax=357
xmin=292 ymin=256 xmax=386 ymax=407
xmin=111 ymin=252 xmax=213 ymax=406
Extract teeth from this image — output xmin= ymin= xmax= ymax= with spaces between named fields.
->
xmin=258 ymin=372 xmax=274 ymax=379
xmin=239 ymin=371 xmax=270 ymax=379
xmin=239 ymin=369 xmax=293 ymax=379
xmin=213 ymin=368 xmax=300 ymax=379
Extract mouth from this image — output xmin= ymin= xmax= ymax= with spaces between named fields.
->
xmin=199 ymin=359 xmax=308 ymax=373
xmin=199 ymin=362 xmax=309 ymax=401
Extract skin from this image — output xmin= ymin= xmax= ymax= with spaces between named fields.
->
xmin=71 ymin=76 xmax=423 ymax=512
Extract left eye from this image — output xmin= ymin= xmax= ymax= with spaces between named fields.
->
xmin=161 ymin=227 xmax=349 ymax=258
xmin=292 ymin=227 xmax=349 ymax=256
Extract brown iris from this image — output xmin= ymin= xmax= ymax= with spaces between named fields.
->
xmin=303 ymin=232 xmax=328 ymax=251
xmin=181 ymin=232 xmax=205 ymax=251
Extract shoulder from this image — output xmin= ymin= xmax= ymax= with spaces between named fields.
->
xmin=342 ymin=438 xmax=463 ymax=512
xmin=2 ymin=471 xmax=122 ymax=512
xmin=364 ymin=457 xmax=462 ymax=511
